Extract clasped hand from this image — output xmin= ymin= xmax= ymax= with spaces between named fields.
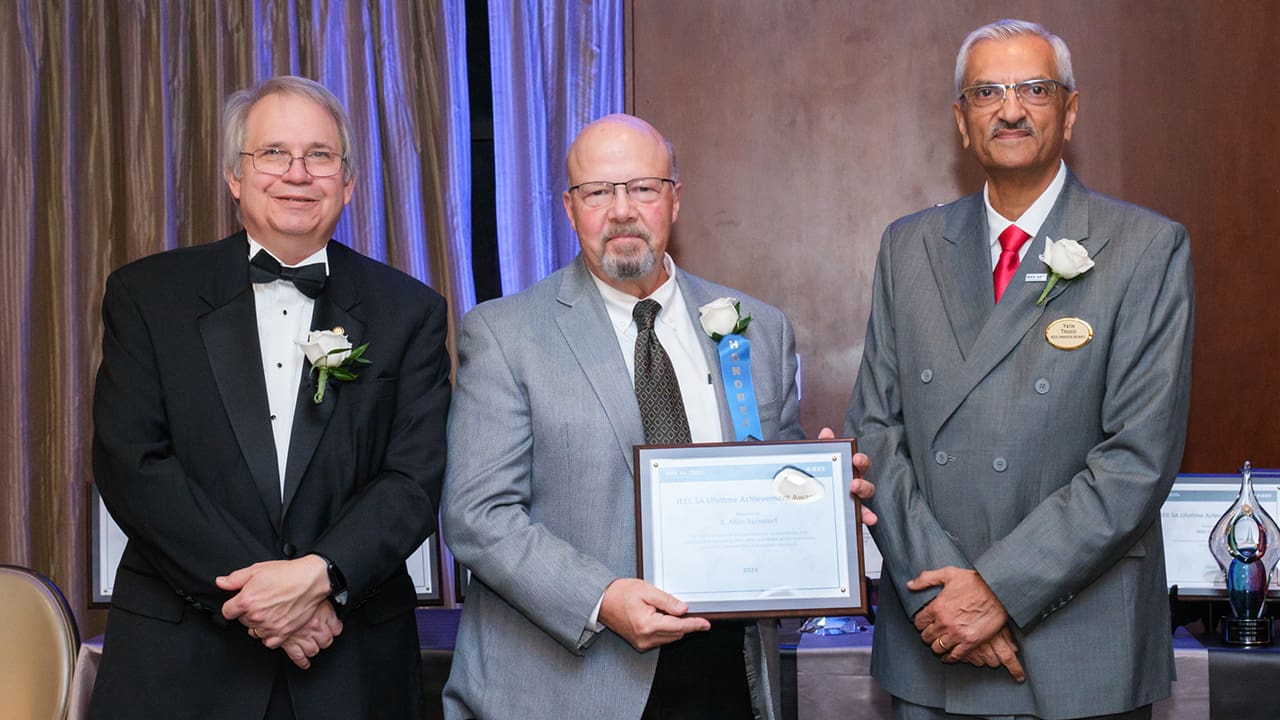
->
xmin=908 ymin=567 xmax=1025 ymax=683
xmin=216 ymin=555 xmax=342 ymax=669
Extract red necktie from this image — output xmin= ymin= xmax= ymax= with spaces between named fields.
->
xmin=993 ymin=224 xmax=1031 ymax=302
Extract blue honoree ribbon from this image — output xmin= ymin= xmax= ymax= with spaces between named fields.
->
xmin=716 ymin=334 xmax=763 ymax=442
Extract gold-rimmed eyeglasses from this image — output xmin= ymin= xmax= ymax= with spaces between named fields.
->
xmin=568 ymin=177 xmax=674 ymax=208
xmin=240 ymin=148 xmax=346 ymax=177
xmin=959 ymin=79 xmax=1069 ymax=108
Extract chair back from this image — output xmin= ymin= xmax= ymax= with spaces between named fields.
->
xmin=0 ymin=565 xmax=80 ymax=720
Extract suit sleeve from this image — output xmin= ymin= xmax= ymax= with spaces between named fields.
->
xmin=973 ymin=222 xmax=1194 ymax=631
xmin=93 ymin=272 xmax=278 ymax=615
xmin=845 ymin=226 xmax=974 ymax=617
xmin=310 ymin=292 xmax=452 ymax=604
xmin=441 ymin=308 xmax=618 ymax=654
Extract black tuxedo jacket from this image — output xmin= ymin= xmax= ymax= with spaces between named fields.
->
xmin=90 ymin=232 xmax=450 ymax=719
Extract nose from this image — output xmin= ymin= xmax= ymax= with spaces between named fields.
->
xmin=281 ymin=155 xmax=312 ymax=182
xmin=606 ymin=185 xmax=636 ymax=221
xmin=996 ymin=88 xmax=1028 ymax=123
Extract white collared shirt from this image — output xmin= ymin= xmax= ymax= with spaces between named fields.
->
xmin=984 ymin=160 xmax=1068 ymax=269
xmin=247 ymin=237 xmax=328 ymax=497
xmin=588 ymin=254 xmax=724 ymax=444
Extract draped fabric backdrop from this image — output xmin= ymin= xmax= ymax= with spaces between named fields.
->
xmin=2 ymin=0 xmax=472 ymax=636
xmin=488 ymin=0 xmax=624 ymax=294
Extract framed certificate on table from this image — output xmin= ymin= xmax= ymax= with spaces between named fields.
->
xmin=633 ymin=439 xmax=866 ymax=619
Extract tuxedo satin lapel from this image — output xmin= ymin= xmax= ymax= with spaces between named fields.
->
xmin=197 ymin=240 xmax=282 ymax=527
xmin=927 ymin=196 xmax=994 ymax=360
xmin=677 ymin=273 xmax=735 ymax=441
xmin=281 ymin=243 xmax=363 ymax=518
xmin=556 ymin=259 xmax=644 ymax=471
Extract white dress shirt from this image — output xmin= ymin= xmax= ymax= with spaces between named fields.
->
xmin=247 ymin=237 xmax=328 ymax=497
xmin=985 ymin=160 xmax=1068 ymax=269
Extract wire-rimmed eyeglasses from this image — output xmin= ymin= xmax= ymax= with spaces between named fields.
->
xmin=568 ymin=177 xmax=675 ymax=208
xmin=240 ymin=148 xmax=346 ymax=177
xmin=958 ymin=79 xmax=1070 ymax=108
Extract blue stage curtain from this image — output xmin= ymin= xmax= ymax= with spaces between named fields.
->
xmin=487 ymin=0 xmax=625 ymax=295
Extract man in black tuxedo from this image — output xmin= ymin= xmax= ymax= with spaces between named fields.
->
xmin=90 ymin=75 xmax=450 ymax=719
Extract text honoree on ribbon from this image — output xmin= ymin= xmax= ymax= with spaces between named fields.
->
xmin=699 ymin=297 xmax=762 ymax=442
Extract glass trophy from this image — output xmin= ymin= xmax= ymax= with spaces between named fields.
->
xmin=1208 ymin=461 xmax=1280 ymax=645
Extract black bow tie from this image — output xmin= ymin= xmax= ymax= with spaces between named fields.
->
xmin=249 ymin=249 xmax=327 ymax=299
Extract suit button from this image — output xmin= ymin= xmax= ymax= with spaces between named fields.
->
xmin=282 ymin=543 xmax=297 ymax=557
xmin=1034 ymin=378 xmax=1050 ymax=394
xmin=934 ymin=450 xmax=949 ymax=465
xmin=993 ymin=457 xmax=1008 ymax=472
xmin=920 ymin=369 xmax=934 ymax=383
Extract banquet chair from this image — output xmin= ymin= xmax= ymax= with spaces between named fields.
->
xmin=0 ymin=565 xmax=81 ymax=720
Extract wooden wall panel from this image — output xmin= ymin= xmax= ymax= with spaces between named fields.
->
xmin=628 ymin=1 xmax=1280 ymax=472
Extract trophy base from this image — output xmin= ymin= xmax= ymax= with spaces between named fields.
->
xmin=1223 ymin=616 xmax=1273 ymax=646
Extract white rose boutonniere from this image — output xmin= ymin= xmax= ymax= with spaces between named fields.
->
xmin=698 ymin=297 xmax=752 ymax=342
xmin=1036 ymin=237 xmax=1095 ymax=306
xmin=297 ymin=327 xmax=371 ymax=403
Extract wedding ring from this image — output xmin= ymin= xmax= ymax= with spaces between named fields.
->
xmin=250 ymin=627 xmax=259 ymax=639
xmin=935 ymin=638 xmax=949 ymax=651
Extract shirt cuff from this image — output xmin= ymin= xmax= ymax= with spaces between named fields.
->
xmin=577 ymin=593 xmax=607 ymax=649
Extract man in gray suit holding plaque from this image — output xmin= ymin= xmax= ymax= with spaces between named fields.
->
xmin=442 ymin=113 xmax=874 ymax=719
xmin=845 ymin=19 xmax=1193 ymax=720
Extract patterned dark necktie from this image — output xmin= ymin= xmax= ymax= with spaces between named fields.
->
xmin=633 ymin=299 xmax=691 ymax=445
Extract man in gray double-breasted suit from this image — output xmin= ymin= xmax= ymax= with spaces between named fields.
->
xmin=846 ymin=20 xmax=1193 ymax=720
xmin=442 ymin=114 xmax=873 ymax=719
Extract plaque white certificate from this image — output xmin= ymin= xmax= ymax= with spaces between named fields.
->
xmin=634 ymin=439 xmax=866 ymax=618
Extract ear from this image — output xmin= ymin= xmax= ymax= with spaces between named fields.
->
xmin=953 ymin=102 xmax=971 ymax=149
xmin=225 ymin=169 xmax=242 ymax=201
xmin=1062 ymin=91 xmax=1080 ymax=142
xmin=669 ymin=181 xmax=682 ymax=224
xmin=342 ymin=176 xmax=356 ymax=205
xmin=562 ymin=190 xmax=578 ymax=235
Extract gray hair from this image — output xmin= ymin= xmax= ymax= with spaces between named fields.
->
xmin=222 ymin=75 xmax=356 ymax=182
xmin=955 ymin=19 xmax=1075 ymax=96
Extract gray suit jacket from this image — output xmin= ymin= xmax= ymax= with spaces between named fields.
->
xmin=845 ymin=173 xmax=1194 ymax=719
xmin=441 ymin=256 xmax=803 ymax=719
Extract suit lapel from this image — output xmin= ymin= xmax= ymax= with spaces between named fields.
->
xmin=926 ymin=174 xmax=1106 ymax=440
xmin=555 ymin=258 xmax=646 ymax=472
xmin=197 ymin=233 xmax=282 ymax=527
xmin=677 ymin=273 xmax=736 ymax=441
xmin=281 ymin=241 xmax=362 ymax=518
xmin=925 ymin=195 xmax=994 ymax=360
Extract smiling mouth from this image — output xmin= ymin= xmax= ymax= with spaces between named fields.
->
xmin=275 ymin=196 xmax=318 ymax=205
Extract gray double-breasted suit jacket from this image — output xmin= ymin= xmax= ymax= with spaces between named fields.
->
xmin=846 ymin=172 xmax=1194 ymax=719
xmin=441 ymin=256 xmax=802 ymax=719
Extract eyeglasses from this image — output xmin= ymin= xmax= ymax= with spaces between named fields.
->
xmin=240 ymin=148 xmax=346 ymax=177
xmin=958 ymin=79 xmax=1069 ymax=108
xmin=568 ymin=177 xmax=674 ymax=208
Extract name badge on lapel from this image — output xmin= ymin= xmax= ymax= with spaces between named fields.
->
xmin=1045 ymin=318 xmax=1093 ymax=350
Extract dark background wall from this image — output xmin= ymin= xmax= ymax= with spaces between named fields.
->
xmin=627 ymin=0 xmax=1280 ymax=472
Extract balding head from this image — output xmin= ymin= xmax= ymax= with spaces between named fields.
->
xmin=562 ymin=114 xmax=682 ymax=298
xmin=566 ymin=114 xmax=677 ymax=186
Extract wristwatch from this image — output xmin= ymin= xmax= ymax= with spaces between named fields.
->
xmin=321 ymin=555 xmax=348 ymax=606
